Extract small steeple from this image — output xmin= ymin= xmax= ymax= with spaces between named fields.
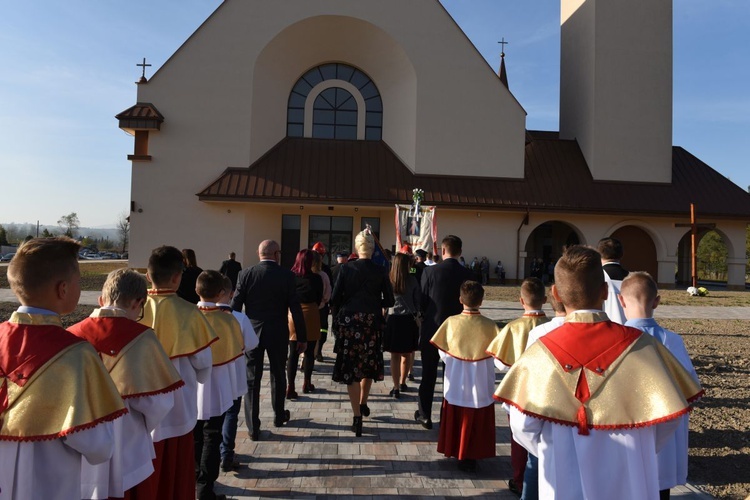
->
xmin=498 ymin=38 xmax=509 ymax=89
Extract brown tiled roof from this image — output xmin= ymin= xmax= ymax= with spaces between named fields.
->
xmin=197 ymin=136 xmax=750 ymax=219
xmin=116 ymin=102 xmax=164 ymax=131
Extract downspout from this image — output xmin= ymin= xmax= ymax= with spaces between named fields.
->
xmin=516 ymin=209 xmax=530 ymax=283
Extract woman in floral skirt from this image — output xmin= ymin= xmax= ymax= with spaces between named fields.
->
xmin=330 ymin=229 xmax=395 ymax=436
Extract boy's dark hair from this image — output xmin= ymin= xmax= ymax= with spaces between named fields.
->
xmin=7 ymin=237 xmax=80 ymax=303
xmin=148 ymin=246 xmax=185 ymax=287
xmin=196 ymin=270 xmax=226 ymax=300
xmin=520 ymin=277 xmax=546 ymax=308
xmin=554 ymin=245 xmax=604 ymax=310
xmin=620 ymin=271 xmax=659 ymax=304
xmin=442 ymin=235 xmax=462 ymax=256
xmin=460 ymin=280 xmax=484 ymax=308
xmin=597 ymin=237 xmax=624 ymax=260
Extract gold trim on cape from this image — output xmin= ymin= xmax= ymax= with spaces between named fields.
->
xmin=430 ymin=313 xmax=501 ymax=361
xmin=140 ymin=292 xmax=218 ymax=358
xmin=486 ymin=314 xmax=549 ymax=366
xmin=1 ymin=315 xmax=126 ymax=441
xmin=199 ymin=309 xmax=245 ymax=366
xmin=495 ymin=317 xmax=703 ymax=430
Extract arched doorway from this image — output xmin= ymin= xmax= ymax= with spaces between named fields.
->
xmin=524 ymin=221 xmax=580 ymax=280
xmin=676 ymin=229 xmax=729 ymax=286
xmin=610 ymin=226 xmax=657 ymax=278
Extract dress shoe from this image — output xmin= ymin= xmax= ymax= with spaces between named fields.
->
xmin=389 ymin=388 xmax=400 ymax=399
xmin=408 ymin=373 xmax=415 ymax=381
xmin=221 ymin=458 xmax=241 ymax=472
xmin=413 ymin=410 xmax=433 ymax=430
xmin=302 ymin=382 xmax=315 ymax=394
xmin=400 ymin=383 xmax=408 ymax=392
xmin=286 ymin=388 xmax=298 ymax=400
xmin=250 ymin=429 xmax=260 ymax=441
xmin=315 ymin=354 xmax=324 ymax=362
xmin=273 ymin=409 xmax=291 ymax=427
xmin=508 ymin=479 xmax=522 ymax=496
xmin=457 ymin=459 xmax=477 ymax=473
xmin=359 ymin=403 xmax=370 ymax=417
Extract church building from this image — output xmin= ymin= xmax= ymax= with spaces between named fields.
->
xmin=119 ymin=0 xmax=750 ymax=289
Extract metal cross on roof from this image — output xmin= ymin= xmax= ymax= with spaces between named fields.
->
xmin=498 ymin=38 xmax=509 ymax=57
xmin=137 ymin=58 xmax=152 ymax=79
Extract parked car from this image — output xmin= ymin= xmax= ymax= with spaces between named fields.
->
xmin=0 ymin=253 xmax=15 ymax=262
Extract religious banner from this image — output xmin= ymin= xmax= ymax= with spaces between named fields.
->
xmin=395 ymin=189 xmax=438 ymax=255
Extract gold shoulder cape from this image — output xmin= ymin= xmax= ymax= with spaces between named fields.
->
xmin=141 ymin=290 xmax=218 ymax=359
xmin=430 ymin=312 xmax=500 ymax=361
xmin=495 ymin=312 xmax=703 ymax=434
xmin=486 ymin=314 xmax=549 ymax=366
xmin=69 ymin=309 xmax=184 ymax=399
xmin=199 ymin=307 xmax=245 ymax=366
xmin=1 ymin=313 xmax=126 ymax=441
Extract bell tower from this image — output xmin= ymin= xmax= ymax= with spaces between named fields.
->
xmin=559 ymin=0 xmax=673 ymax=183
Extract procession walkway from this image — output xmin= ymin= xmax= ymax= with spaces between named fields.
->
xmin=0 ymin=289 xmax=725 ymax=498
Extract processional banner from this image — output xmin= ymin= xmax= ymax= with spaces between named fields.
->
xmin=395 ymin=204 xmax=437 ymax=255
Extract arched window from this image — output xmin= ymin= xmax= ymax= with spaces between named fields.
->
xmin=287 ymin=63 xmax=383 ymax=141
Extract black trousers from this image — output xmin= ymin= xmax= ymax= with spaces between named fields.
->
xmin=194 ymin=414 xmax=224 ymax=500
xmin=417 ymin=342 xmax=442 ymax=420
xmin=244 ymin=344 xmax=287 ymax=433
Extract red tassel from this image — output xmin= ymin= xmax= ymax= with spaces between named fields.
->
xmin=577 ymin=405 xmax=589 ymax=435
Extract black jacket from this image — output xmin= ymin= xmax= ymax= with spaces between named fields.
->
xmin=331 ymin=259 xmax=395 ymax=316
xmin=419 ymin=257 xmax=473 ymax=347
xmin=603 ymin=262 xmax=629 ymax=281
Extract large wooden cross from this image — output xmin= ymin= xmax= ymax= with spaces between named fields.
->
xmin=675 ymin=203 xmax=716 ymax=288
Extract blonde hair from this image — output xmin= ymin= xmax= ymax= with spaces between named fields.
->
xmin=354 ymin=230 xmax=375 ymax=258
xmin=8 ymin=237 xmax=80 ymax=303
xmin=101 ymin=268 xmax=148 ymax=307
xmin=620 ymin=271 xmax=658 ymax=304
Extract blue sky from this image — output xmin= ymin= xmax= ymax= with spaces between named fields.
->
xmin=1 ymin=1 xmax=747 ymax=227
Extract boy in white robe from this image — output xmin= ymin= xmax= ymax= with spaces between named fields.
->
xmin=69 ymin=268 xmax=183 ymax=499
xmin=496 ymin=245 xmax=703 ymax=500
xmin=619 ymin=272 xmax=700 ymax=500
xmin=431 ymin=281 xmax=500 ymax=472
xmin=0 ymin=237 xmax=125 ymax=500
xmin=195 ymin=270 xmax=245 ymax=500
xmin=134 ymin=245 xmax=217 ymax=499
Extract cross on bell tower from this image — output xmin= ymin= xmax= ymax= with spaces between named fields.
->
xmin=136 ymin=58 xmax=152 ymax=84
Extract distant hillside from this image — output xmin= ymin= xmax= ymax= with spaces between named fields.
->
xmin=0 ymin=222 xmax=121 ymax=245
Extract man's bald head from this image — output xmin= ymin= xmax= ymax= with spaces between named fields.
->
xmin=258 ymin=240 xmax=280 ymax=261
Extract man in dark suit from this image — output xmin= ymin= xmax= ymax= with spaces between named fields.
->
xmin=219 ymin=251 xmax=243 ymax=290
xmin=231 ymin=240 xmax=307 ymax=440
xmin=598 ymin=237 xmax=630 ymax=280
xmin=415 ymin=235 xmax=473 ymax=429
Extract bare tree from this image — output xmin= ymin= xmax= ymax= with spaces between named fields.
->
xmin=58 ymin=213 xmax=80 ymax=238
xmin=116 ymin=212 xmax=130 ymax=253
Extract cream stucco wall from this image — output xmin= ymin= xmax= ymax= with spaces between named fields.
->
xmin=560 ymin=0 xmax=673 ymax=183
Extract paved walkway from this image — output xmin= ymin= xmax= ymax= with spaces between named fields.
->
xmin=0 ymin=289 xmax=726 ymax=498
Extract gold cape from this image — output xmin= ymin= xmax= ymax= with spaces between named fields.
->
xmin=495 ymin=312 xmax=704 ymax=433
xmin=140 ymin=290 xmax=218 ymax=359
xmin=486 ymin=313 xmax=549 ymax=366
xmin=1 ymin=313 xmax=126 ymax=441
xmin=198 ymin=307 xmax=245 ymax=366
xmin=70 ymin=309 xmax=184 ymax=399
xmin=430 ymin=312 xmax=501 ymax=361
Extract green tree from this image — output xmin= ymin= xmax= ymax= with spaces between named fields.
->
xmin=697 ymin=231 xmax=728 ymax=281
xmin=0 ymin=225 xmax=8 ymax=246
xmin=57 ymin=212 xmax=80 ymax=238
xmin=41 ymin=228 xmax=53 ymax=238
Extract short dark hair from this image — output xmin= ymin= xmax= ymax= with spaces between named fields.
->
xmin=8 ymin=237 xmax=80 ymax=303
xmin=460 ymin=280 xmax=484 ymax=308
xmin=554 ymin=245 xmax=604 ymax=310
xmin=148 ymin=246 xmax=185 ymax=287
xmin=196 ymin=270 xmax=226 ymax=300
xmin=442 ymin=235 xmax=462 ymax=256
xmin=597 ymin=237 xmax=624 ymax=260
xmin=520 ymin=277 xmax=546 ymax=308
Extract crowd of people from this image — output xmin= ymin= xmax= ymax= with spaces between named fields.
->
xmin=0 ymin=233 xmax=702 ymax=500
